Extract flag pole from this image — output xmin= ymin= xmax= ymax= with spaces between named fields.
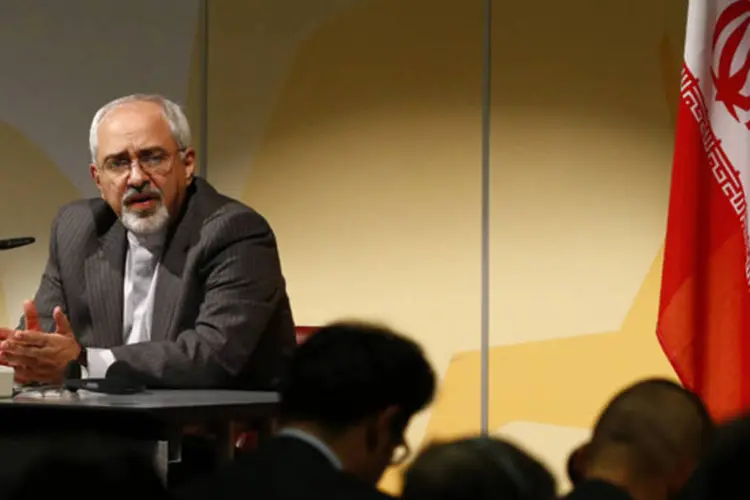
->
xmin=199 ymin=0 xmax=209 ymax=179
xmin=480 ymin=0 xmax=492 ymax=435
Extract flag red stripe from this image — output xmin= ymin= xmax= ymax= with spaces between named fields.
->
xmin=658 ymin=64 xmax=750 ymax=421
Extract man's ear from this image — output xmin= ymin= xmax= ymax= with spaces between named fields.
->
xmin=365 ymin=406 xmax=402 ymax=451
xmin=377 ymin=405 xmax=401 ymax=434
xmin=180 ymin=147 xmax=196 ymax=182
xmin=669 ymin=459 xmax=697 ymax=493
xmin=568 ymin=443 xmax=589 ymax=485
xmin=90 ymin=164 xmax=104 ymax=198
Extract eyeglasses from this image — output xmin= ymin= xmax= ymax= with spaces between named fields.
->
xmin=391 ymin=439 xmax=411 ymax=466
xmin=14 ymin=384 xmax=79 ymax=399
xmin=99 ymin=148 xmax=183 ymax=177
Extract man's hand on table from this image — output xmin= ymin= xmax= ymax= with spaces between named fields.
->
xmin=0 ymin=300 xmax=81 ymax=384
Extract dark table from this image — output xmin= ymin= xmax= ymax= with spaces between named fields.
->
xmin=0 ymin=389 xmax=278 ymax=482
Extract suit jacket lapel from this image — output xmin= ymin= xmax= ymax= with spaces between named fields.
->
xmin=85 ymin=221 xmax=126 ymax=348
xmin=151 ymin=183 xmax=203 ymax=342
xmin=150 ymin=234 xmax=189 ymax=342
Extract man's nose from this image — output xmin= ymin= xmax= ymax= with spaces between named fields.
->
xmin=127 ymin=161 xmax=148 ymax=187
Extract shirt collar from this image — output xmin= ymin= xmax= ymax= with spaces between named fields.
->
xmin=127 ymin=230 xmax=166 ymax=253
xmin=277 ymin=427 xmax=342 ymax=470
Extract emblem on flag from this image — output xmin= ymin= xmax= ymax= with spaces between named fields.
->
xmin=711 ymin=0 xmax=750 ymax=129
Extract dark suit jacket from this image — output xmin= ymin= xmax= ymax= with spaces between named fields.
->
xmin=21 ymin=177 xmax=296 ymax=389
xmin=174 ymin=436 xmax=393 ymax=500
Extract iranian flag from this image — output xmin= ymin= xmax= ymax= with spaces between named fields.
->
xmin=657 ymin=0 xmax=750 ymax=421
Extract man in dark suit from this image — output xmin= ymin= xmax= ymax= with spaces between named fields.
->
xmin=175 ymin=321 xmax=436 ymax=500
xmin=0 ymin=93 xmax=295 ymax=389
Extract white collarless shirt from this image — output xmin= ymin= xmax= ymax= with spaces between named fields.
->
xmin=85 ymin=231 xmax=165 ymax=378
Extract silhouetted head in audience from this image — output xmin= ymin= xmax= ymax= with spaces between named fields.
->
xmin=401 ymin=436 xmax=557 ymax=500
xmin=278 ymin=321 xmax=436 ymax=484
xmin=572 ymin=378 xmax=714 ymax=500
xmin=679 ymin=409 xmax=750 ymax=500
xmin=0 ymin=431 xmax=169 ymax=499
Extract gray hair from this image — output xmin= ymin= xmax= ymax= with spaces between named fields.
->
xmin=88 ymin=93 xmax=192 ymax=163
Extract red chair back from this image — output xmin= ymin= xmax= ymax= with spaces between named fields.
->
xmin=295 ymin=326 xmax=318 ymax=344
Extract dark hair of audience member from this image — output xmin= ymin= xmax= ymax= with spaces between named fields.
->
xmin=279 ymin=321 xmax=436 ymax=437
xmin=1 ymin=432 xmax=169 ymax=500
xmin=583 ymin=378 xmax=714 ymax=483
xmin=401 ymin=436 xmax=557 ymax=500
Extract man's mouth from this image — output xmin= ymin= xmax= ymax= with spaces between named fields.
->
xmin=125 ymin=194 xmax=160 ymax=209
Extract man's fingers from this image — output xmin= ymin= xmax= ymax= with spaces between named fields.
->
xmin=0 ymin=327 xmax=15 ymax=341
xmin=9 ymin=332 xmax=47 ymax=347
xmin=1 ymin=354 xmax=34 ymax=373
xmin=52 ymin=306 xmax=73 ymax=336
xmin=13 ymin=369 xmax=33 ymax=385
xmin=1 ymin=345 xmax=40 ymax=363
xmin=12 ymin=365 xmax=47 ymax=385
xmin=23 ymin=300 xmax=40 ymax=332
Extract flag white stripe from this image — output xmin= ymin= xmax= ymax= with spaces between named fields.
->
xmin=683 ymin=0 xmax=750 ymax=277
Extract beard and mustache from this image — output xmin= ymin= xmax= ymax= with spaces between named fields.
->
xmin=120 ymin=185 xmax=170 ymax=235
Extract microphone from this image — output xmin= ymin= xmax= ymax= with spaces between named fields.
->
xmin=63 ymin=359 xmax=81 ymax=381
xmin=0 ymin=237 xmax=35 ymax=250
xmin=62 ymin=360 xmax=146 ymax=395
